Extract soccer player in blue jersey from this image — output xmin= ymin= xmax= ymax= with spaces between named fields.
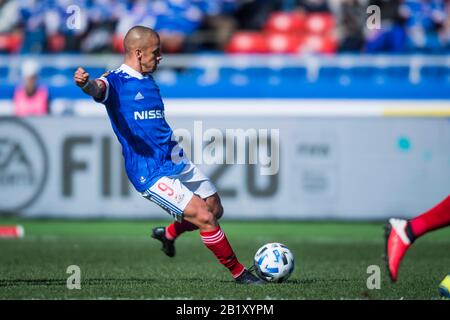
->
xmin=74 ymin=26 xmax=263 ymax=284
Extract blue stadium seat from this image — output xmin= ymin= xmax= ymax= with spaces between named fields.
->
xmin=421 ymin=66 xmax=448 ymax=80
xmin=278 ymin=67 xmax=307 ymax=80
xmin=245 ymin=67 xmax=271 ymax=78
xmin=40 ymin=66 xmax=63 ymax=78
xmin=383 ymin=66 xmax=410 ymax=79
xmin=220 ymin=67 xmax=239 ymax=78
xmin=177 ymin=67 xmax=204 ymax=81
xmin=318 ymin=66 xmax=344 ymax=79
xmin=350 ymin=66 xmax=378 ymax=79
xmin=219 ymin=67 xmax=250 ymax=85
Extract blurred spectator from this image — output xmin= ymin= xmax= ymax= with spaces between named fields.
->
xmin=80 ymin=0 xmax=117 ymax=53
xmin=364 ymin=0 xmax=407 ymax=53
xmin=13 ymin=59 xmax=49 ymax=117
xmin=0 ymin=0 xmax=19 ymax=33
xmin=295 ymin=0 xmax=330 ymax=13
xmin=186 ymin=0 xmax=237 ymax=52
xmin=115 ymin=0 xmax=206 ymax=53
xmin=0 ymin=0 xmax=21 ymax=53
xmin=338 ymin=0 xmax=366 ymax=52
xmin=441 ymin=4 xmax=450 ymax=50
xmin=234 ymin=0 xmax=283 ymax=30
xmin=400 ymin=0 xmax=448 ymax=53
xmin=56 ymin=0 xmax=90 ymax=52
xmin=156 ymin=0 xmax=205 ymax=53
xmin=18 ymin=0 xmax=48 ymax=53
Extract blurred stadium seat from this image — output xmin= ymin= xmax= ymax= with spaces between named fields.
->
xmin=0 ymin=33 xmax=22 ymax=53
xmin=112 ymin=34 xmax=125 ymax=53
xmin=421 ymin=66 xmax=449 ymax=82
xmin=299 ymin=34 xmax=337 ymax=54
xmin=264 ymin=11 xmax=305 ymax=33
xmin=47 ymin=34 xmax=65 ymax=53
xmin=226 ymin=32 xmax=268 ymax=54
xmin=265 ymin=33 xmax=302 ymax=54
xmin=304 ymin=13 xmax=335 ymax=35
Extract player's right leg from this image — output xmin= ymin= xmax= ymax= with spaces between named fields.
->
xmin=385 ymin=195 xmax=450 ymax=282
xmin=182 ymin=195 xmax=264 ymax=284
xmin=144 ymin=170 xmax=264 ymax=283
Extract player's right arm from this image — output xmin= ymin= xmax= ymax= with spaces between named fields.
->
xmin=74 ymin=67 xmax=106 ymax=101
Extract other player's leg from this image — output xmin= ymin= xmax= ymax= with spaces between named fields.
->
xmin=385 ymin=195 xmax=450 ymax=282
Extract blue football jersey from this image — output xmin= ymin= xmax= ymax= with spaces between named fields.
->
xmin=96 ymin=64 xmax=186 ymax=192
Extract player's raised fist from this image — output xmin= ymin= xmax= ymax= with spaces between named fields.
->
xmin=74 ymin=67 xmax=90 ymax=88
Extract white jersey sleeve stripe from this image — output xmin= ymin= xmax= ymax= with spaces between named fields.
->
xmin=97 ymin=76 xmax=109 ymax=104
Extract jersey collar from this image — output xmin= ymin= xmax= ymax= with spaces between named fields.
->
xmin=119 ymin=64 xmax=146 ymax=79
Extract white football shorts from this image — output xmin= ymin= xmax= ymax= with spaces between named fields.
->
xmin=141 ymin=161 xmax=217 ymax=221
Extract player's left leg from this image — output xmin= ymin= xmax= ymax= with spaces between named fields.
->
xmin=385 ymin=195 xmax=450 ymax=282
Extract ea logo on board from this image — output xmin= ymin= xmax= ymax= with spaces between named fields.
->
xmin=0 ymin=118 xmax=48 ymax=213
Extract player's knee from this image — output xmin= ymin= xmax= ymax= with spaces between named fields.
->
xmin=196 ymin=207 xmax=216 ymax=227
xmin=206 ymin=195 xmax=223 ymax=220
xmin=214 ymin=204 xmax=224 ymax=220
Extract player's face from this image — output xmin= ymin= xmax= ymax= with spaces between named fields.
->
xmin=140 ymin=38 xmax=162 ymax=74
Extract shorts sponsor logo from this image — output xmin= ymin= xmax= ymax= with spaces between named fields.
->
xmin=174 ymin=193 xmax=185 ymax=204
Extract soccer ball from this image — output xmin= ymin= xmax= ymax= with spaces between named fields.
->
xmin=253 ymin=242 xmax=295 ymax=283
xmin=439 ymin=274 xmax=450 ymax=299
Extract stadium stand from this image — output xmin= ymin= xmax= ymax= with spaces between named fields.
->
xmin=0 ymin=0 xmax=448 ymax=115
xmin=0 ymin=0 xmax=448 ymax=54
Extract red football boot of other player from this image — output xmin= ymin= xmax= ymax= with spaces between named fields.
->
xmin=384 ymin=218 xmax=412 ymax=282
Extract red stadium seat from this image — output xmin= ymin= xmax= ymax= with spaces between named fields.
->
xmin=265 ymin=33 xmax=302 ymax=54
xmin=113 ymin=34 xmax=125 ymax=53
xmin=8 ymin=33 xmax=22 ymax=53
xmin=48 ymin=33 xmax=65 ymax=52
xmin=226 ymin=32 xmax=268 ymax=54
xmin=264 ymin=11 xmax=305 ymax=33
xmin=304 ymin=13 xmax=335 ymax=34
xmin=0 ymin=34 xmax=9 ymax=52
xmin=298 ymin=34 xmax=337 ymax=54
xmin=0 ymin=33 xmax=22 ymax=53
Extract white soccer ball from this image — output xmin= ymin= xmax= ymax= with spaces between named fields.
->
xmin=253 ymin=242 xmax=295 ymax=283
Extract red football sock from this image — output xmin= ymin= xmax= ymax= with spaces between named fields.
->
xmin=200 ymin=226 xmax=245 ymax=278
xmin=166 ymin=220 xmax=199 ymax=240
xmin=409 ymin=195 xmax=450 ymax=238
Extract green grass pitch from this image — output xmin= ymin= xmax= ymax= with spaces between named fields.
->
xmin=0 ymin=219 xmax=449 ymax=300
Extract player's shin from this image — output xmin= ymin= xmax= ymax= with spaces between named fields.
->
xmin=200 ymin=225 xmax=245 ymax=278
